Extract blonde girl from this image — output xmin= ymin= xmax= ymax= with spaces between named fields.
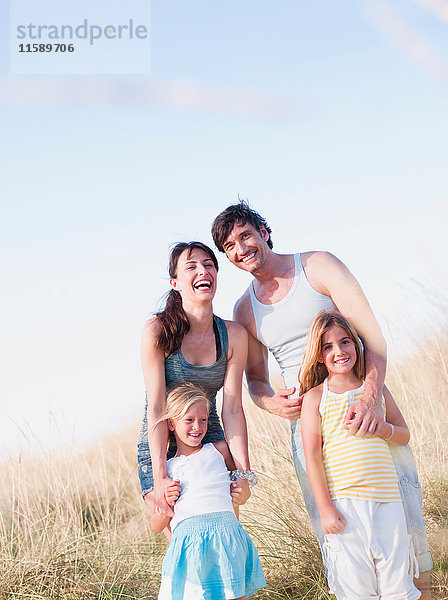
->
xmin=152 ymin=383 xmax=265 ymax=600
xmin=300 ymin=311 xmax=421 ymax=600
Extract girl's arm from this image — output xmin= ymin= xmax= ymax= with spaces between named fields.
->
xmin=373 ymin=385 xmax=410 ymax=445
xmin=301 ymin=387 xmax=346 ymax=534
xmin=220 ymin=321 xmax=251 ymax=503
xmin=141 ymin=318 xmax=173 ymax=516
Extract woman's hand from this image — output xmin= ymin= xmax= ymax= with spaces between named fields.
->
xmin=321 ymin=504 xmax=346 ymax=534
xmin=154 ymin=477 xmax=178 ymax=516
xmin=230 ymin=478 xmax=251 ymax=506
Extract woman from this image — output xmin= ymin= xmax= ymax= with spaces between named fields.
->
xmin=137 ymin=241 xmax=253 ymax=524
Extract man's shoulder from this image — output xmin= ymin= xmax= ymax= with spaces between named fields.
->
xmin=300 ymin=250 xmax=338 ymax=268
xmin=233 ymin=287 xmax=252 ymax=321
xmin=232 ymin=287 xmax=257 ymax=335
xmin=300 ymin=251 xmax=345 ymax=296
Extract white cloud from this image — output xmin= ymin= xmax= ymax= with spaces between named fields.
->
xmin=363 ymin=0 xmax=448 ymax=90
xmin=0 ymin=77 xmax=305 ymax=121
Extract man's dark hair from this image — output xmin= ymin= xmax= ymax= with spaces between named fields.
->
xmin=211 ymin=200 xmax=273 ymax=252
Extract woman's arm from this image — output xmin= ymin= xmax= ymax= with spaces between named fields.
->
xmin=213 ymin=443 xmax=241 ymax=518
xmin=150 ymin=479 xmax=179 ymax=533
xmin=151 ymin=511 xmax=173 ymax=533
xmin=141 ymin=318 xmax=174 ymax=516
xmin=301 ymin=387 xmax=346 ymax=534
xmin=221 ymin=321 xmax=251 ymax=471
xmin=373 ymin=385 xmax=410 ymax=446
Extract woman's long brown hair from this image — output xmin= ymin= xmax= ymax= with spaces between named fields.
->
xmin=156 ymin=242 xmax=219 ymax=356
xmin=299 ymin=311 xmax=365 ymax=394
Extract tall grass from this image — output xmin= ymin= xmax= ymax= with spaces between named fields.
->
xmin=1 ymin=329 xmax=447 ymax=599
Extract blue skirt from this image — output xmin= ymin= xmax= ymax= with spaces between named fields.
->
xmin=158 ymin=512 xmax=266 ymax=600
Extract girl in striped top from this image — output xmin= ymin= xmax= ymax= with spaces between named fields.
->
xmin=300 ymin=311 xmax=420 ymax=600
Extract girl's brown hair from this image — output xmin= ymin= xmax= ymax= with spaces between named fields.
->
xmin=156 ymin=242 xmax=219 ymax=355
xmin=299 ymin=311 xmax=365 ymax=394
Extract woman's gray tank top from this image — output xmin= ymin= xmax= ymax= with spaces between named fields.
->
xmin=138 ymin=315 xmax=228 ymax=446
xmin=249 ymin=253 xmax=335 ymax=394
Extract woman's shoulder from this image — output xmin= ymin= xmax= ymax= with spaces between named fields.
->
xmin=221 ymin=319 xmax=248 ymax=343
xmin=142 ymin=316 xmax=162 ymax=338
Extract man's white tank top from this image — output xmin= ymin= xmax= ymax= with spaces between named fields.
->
xmin=249 ymin=253 xmax=335 ymax=394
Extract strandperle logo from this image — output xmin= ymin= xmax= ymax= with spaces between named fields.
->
xmin=16 ymin=18 xmax=148 ymax=46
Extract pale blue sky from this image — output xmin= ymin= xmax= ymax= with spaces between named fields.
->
xmin=1 ymin=0 xmax=447 ymax=456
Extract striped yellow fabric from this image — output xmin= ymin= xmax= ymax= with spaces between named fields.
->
xmin=321 ymin=384 xmax=401 ymax=502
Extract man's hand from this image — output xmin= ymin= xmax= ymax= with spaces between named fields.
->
xmin=321 ymin=504 xmax=346 ymax=534
xmin=154 ymin=477 xmax=178 ymax=516
xmin=343 ymin=390 xmax=384 ymax=437
xmin=264 ymin=387 xmax=302 ymax=420
xmin=231 ymin=478 xmax=251 ymax=506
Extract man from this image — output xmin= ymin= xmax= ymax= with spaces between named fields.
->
xmin=211 ymin=200 xmax=432 ymax=599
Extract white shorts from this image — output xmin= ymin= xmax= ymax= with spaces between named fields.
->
xmin=323 ymin=499 xmax=421 ymax=600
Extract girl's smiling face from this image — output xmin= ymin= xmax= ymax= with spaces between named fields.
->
xmin=169 ymin=401 xmax=208 ymax=454
xmin=320 ymin=325 xmax=357 ymax=375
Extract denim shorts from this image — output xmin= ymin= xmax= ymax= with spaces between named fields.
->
xmin=290 ymin=419 xmax=433 ymax=574
xmin=137 ymin=414 xmax=226 ymax=497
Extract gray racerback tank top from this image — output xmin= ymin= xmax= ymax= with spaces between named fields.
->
xmin=138 ymin=315 xmax=228 ymax=446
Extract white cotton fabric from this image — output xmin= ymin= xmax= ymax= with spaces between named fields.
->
xmin=324 ymin=498 xmax=421 ymax=600
xmin=249 ymin=252 xmax=335 ymax=394
xmin=167 ymin=443 xmax=233 ymax=531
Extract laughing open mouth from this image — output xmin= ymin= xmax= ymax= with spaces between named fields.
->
xmin=193 ymin=280 xmax=212 ymax=290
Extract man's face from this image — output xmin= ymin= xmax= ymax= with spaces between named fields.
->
xmin=222 ymin=222 xmax=270 ymax=273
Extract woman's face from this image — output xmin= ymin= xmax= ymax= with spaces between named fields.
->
xmin=170 ymin=248 xmax=217 ymax=305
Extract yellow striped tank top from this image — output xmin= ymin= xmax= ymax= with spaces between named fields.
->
xmin=320 ymin=379 xmax=401 ymax=502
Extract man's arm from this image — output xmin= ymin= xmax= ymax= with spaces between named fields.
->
xmin=302 ymin=251 xmax=387 ymax=435
xmin=233 ymin=292 xmax=300 ymax=420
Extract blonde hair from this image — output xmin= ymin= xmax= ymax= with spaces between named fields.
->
xmin=151 ymin=382 xmax=210 ymax=435
xmin=299 ymin=311 xmax=365 ymax=394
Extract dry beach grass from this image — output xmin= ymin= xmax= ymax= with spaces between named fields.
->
xmin=1 ymin=330 xmax=447 ymax=599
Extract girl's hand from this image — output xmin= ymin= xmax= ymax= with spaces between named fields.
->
xmin=230 ymin=478 xmax=251 ymax=506
xmin=321 ymin=504 xmax=346 ymax=534
xmin=154 ymin=477 xmax=177 ymax=516
xmin=164 ymin=480 xmax=181 ymax=507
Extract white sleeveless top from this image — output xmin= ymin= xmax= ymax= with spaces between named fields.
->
xmin=167 ymin=443 xmax=233 ymax=531
xmin=249 ymin=253 xmax=335 ymax=393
